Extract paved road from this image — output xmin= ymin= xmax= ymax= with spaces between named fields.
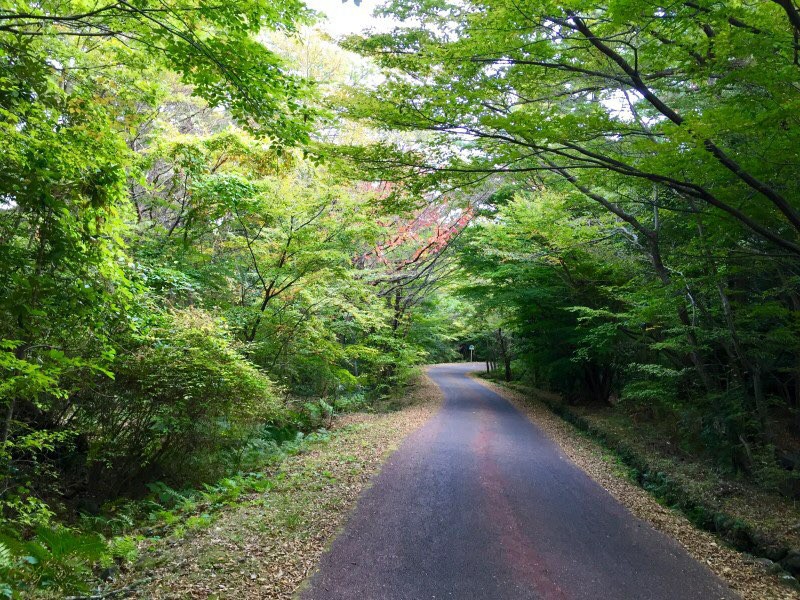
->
xmin=301 ymin=363 xmax=737 ymax=600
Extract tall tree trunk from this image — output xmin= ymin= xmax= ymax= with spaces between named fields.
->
xmin=787 ymin=288 xmax=800 ymax=435
xmin=688 ymin=199 xmax=772 ymax=442
xmin=647 ymin=235 xmax=715 ymax=392
xmin=497 ymin=328 xmax=512 ymax=382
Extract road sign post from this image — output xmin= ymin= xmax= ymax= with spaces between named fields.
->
xmin=468 ymin=344 xmax=475 ymax=362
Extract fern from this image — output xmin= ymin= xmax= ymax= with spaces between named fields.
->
xmin=0 ymin=541 xmax=13 ymax=571
xmin=146 ymin=481 xmax=190 ymax=508
xmin=34 ymin=526 xmax=105 ymax=561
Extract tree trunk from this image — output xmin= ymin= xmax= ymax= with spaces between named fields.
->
xmin=691 ymin=200 xmax=772 ymax=442
xmin=647 ymin=235 xmax=715 ymax=392
xmin=496 ymin=328 xmax=512 ymax=382
xmin=1 ymin=399 xmax=14 ymax=447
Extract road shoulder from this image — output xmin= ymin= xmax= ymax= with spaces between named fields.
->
xmin=121 ymin=372 xmax=442 ymax=599
xmin=470 ymin=373 xmax=797 ymax=600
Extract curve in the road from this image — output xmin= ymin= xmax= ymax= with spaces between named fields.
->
xmin=300 ymin=363 xmax=737 ymax=600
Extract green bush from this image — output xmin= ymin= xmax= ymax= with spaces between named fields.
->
xmin=0 ymin=526 xmax=106 ymax=597
xmin=78 ymin=308 xmax=284 ymax=493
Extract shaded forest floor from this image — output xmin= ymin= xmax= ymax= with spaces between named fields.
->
xmin=91 ymin=373 xmax=443 ymax=600
xmin=566 ymin=404 xmax=800 ymax=550
xmin=475 ymin=374 xmax=800 ymax=600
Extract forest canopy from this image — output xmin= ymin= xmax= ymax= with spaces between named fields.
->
xmin=340 ymin=0 xmax=800 ymax=479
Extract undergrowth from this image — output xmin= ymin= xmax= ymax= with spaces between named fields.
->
xmin=0 ymin=424 xmax=342 ymax=598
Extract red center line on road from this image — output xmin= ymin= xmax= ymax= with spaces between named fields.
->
xmin=472 ymin=404 xmax=570 ymax=600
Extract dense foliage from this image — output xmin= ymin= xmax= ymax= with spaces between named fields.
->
xmin=0 ymin=2 xmax=466 ymax=595
xmin=344 ymin=0 xmax=800 ymax=487
xmin=5 ymin=0 xmax=800 ymax=594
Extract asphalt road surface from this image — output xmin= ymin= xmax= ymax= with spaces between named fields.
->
xmin=301 ymin=363 xmax=737 ymax=600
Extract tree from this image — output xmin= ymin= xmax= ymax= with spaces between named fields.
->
xmin=0 ymin=0 xmax=318 ymax=533
xmin=343 ymin=0 xmax=800 ymax=252
xmin=336 ymin=0 xmax=800 ymax=468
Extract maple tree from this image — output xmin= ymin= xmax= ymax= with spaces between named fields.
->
xmin=342 ymin=0 xmax=800 ymax=480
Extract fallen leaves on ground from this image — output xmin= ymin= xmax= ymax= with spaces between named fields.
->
xmin=119 ymin=373 xmax=442 ymax=599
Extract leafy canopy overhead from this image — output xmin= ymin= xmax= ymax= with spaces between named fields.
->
xmin=1 ymin=0 xmax=318 ymax=144
xmin=343 ymin=0 xmax=800 ymax=254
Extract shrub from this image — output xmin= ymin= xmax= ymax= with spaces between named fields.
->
xmin=0 ymin=526 xmax=106 ymax=597
xmin=77 ymin=308 xmax=284 ymax=494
